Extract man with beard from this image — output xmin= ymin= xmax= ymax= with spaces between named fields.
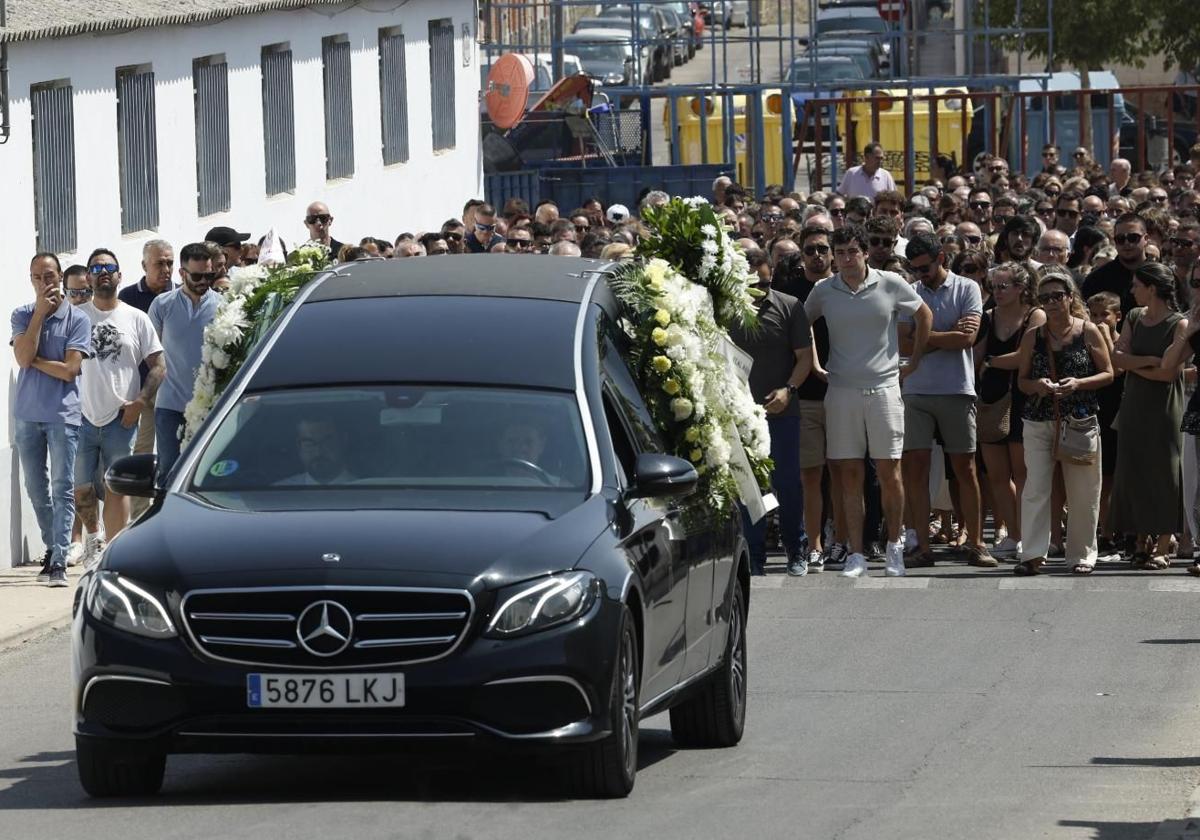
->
xmin=440 ymin=219 xmax=466 ymax=254
xmin=76 ymin=249 xmax=163 ymax=557
xmin=1082 ymin=213 xmax=1149 ymax=318
xmin=149 ymin=242 xmax=222 ymax=482
xmin=999 ymin=215 xmax=1041 ymax=265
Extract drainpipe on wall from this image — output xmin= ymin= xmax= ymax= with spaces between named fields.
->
xmin=0 ymin=0 xmax=10 ymax=144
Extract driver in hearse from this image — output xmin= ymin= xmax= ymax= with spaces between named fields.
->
xmin=496 ymin=419 xmax=563 ymax=484
xmin=277 ymin=415 xmax=357 ymax=486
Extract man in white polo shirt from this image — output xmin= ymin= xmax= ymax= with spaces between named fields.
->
xmin=804 ymin=225 xmax=932 ymax=578
xmin=838 ymin=142 xmax=897 ymax=201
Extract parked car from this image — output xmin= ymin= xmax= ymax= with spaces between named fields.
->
xmin=70 ymin=256 xmax=750 ymax=800
xmin=574 ymin=16 xmax=670 ymax=82
xmin=803 ymin=36 xmax=889 ymax=74
xmin=597 ymin=5 xmax=683 ymax=70
xmin=564 ymin=31 xmax=644 ymax=87
xmin=710 ymin=0 xmax=752 ymax=27
xmin=798 ymin=44 xmax=878 ymax=80
xmin=807 ymin=7 xmax=895 ymax=72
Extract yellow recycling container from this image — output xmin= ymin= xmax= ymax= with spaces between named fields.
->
xmin=666 ymin=92 xmax=788 ymax=188
xmin=840 ymin=88 xmax=973 ymax=185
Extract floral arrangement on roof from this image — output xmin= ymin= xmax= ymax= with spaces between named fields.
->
xmin=609 ymin=197 xmax=772 ymax=517
xmin=182 ymin=242 xmax=331 ymax=445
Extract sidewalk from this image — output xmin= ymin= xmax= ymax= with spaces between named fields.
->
xmin=0 ymin=563 xmax=81 ymax=652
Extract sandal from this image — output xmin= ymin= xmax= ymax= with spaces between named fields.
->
xmin=904 ymin=550 xmax=938 ymax=568
xmin=1188 ymin=563 xmax=1200 ymax=577
xmin=1072 ymin=563 xmax=1095 ymax=575
xmin=1134 ymin=554 xmax=1169 ymax=570
xmin=1014 ymin=558 xmax=1044 ymax=576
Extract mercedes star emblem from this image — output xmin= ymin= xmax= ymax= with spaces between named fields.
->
xmin=296 ymin=600 xmax=354 ymax=657
xmin=322 ymin=553 xmax=341 ymax=563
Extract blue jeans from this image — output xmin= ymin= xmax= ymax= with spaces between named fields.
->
xmin=154 ymin=408 xmax=186 ymax=485
xmin=14 ymin=419 xmax=80 ymax=568
xmin=743 ymin=415 xmax=807 ymax=571
xmin=75 ymin=416 xmax=137 ymax=487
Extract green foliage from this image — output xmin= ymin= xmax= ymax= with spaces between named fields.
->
xmin=978 ymin=0 xmax=1153 ymax=71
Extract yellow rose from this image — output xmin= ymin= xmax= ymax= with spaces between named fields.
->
xmin=652 ymin=327 xmax=669 ymax=346
xmin=663 ymin=378 xmax=681 ymax=396
xmin=690 ymin=448 xmax=704 ymax=463
xmin=685 ymin=427 xmax=701 ymax=443
xmin=654 ymin=309 xmax=671 ymax=327
xmin=652 ymin=355 xmax=672 ymax=373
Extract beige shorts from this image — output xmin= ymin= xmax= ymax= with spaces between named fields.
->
xmin=824 ymin=384 xmax=905 ymax=461
xmin=797 ymin=400 xmax=826 ymax=469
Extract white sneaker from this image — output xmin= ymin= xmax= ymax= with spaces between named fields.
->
xmin=84 ymin=535 xmax=107 ymax=570
xmin=993 ymin=536 xmax=1022 ymax=558
xmin=840 ymin=552 xmax=868 ymax=578
xmin=65 ymin=541 xmax=85 ymax=567
xmin=904 ymin=528 xmax=919 ymax=553
xmin=885 ymin=540 xmax=907 ymax=577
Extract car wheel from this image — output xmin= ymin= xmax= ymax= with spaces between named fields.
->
xmin=668 ymin=578 xmax=747 ymax=748
xmin=567 ymin=606 xmax=639 ymax=798
xmin=76 ymin=736 xmax=166 ymax=797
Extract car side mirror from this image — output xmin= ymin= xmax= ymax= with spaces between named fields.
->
xmin=629 ymin=453 xmax=699 ymax=499
xmin=106 ymin=453 xmax=159 ymax=498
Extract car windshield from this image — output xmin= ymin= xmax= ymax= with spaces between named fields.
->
xmin=787 ymin=60 xmax=864 ymax=84
xmin=191 ymin=385 xmax=591 ymax=496
xmin=570 ymin=42 xmax=630 ymax=64
xmin=816 ymin=14 xmax=889 ymax=34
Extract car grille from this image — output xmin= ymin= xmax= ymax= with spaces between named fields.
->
xmin=180 ymin=586 xmax=474 ymax=669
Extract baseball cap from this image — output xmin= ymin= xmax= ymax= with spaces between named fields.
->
xmin=606 ymin=204 xmax=630 ymax=223
xmin=205 ymin=226 xmax=252 ymax=247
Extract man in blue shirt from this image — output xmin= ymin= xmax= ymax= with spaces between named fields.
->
xmin=11 ymin=252 xmax=93 ymax=587
xmin=149 ymin=242 xmax=220 ymax=484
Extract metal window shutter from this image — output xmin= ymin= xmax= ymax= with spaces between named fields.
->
xmin=30 ymin=82 xmax=77 ymax=253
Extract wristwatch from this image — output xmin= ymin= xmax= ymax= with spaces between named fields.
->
xmin=787 ymin=384 xmax=802 ymax=396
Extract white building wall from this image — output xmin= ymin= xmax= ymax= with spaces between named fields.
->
xmin=0 ymin=0 xmax=482 ymax=567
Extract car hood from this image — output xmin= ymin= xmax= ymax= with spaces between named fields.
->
xmin=105 ymin=492 xmax=614 ymax=591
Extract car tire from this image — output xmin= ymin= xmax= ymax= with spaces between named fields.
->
xmin=668 ymin=578 xmax=747 ymax=748
xmin=76 ymin=736 xmax=166 ymax=797
xmin=567 ymin=606 xmax=639 ymax=798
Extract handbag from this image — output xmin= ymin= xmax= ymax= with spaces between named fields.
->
xmin=976 ymin=391 xmax=1012 ymax=444
xmin=1045 ymin=325 xmax=1100 ymax=466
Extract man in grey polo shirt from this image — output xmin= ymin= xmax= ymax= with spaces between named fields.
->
xmin=899 ymin=233 xmax=994 ymax=568
xmin=804 ymin=225 xmax=932 ymax=578
xmin=149 ymin=242 xmax=221 ymax=484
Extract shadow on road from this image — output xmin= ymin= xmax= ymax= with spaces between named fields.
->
xmin=0 ymin=729 xmax=681 ymax=807
xmin=1058 ymin=819 xmax=1178 ymax=839
xmin=1091 ymin=755 xmax=1200 ymax=768
xmin=1141 ymin=638 xmax=1200 ymax=645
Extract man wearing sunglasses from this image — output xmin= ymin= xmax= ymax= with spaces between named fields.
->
xmin=1172 ymin=222 xmax=1200 ymax=307
xmin=12 ymin=252 xmax=93 ymax=586
xmin=1082 ymin=213 xmax=1148 ymax=320
xmin=899 ymin=233 xmax=993 ymax=569
xmin=303 ymin=201 xmax=344 ymax=259
xmin=1040 ymin=144 xmax=1063 ymax=175
xmin=1054 ymin=191 xmax=1084 ymax=239
xmin=75 ymin=249 xmax=164 ymax=556
xmin=865 ymin=216 xmax=900 ymax=270
xmin=465 ymin=203 xmax=505 ymax=254
xmin=440 ymin=219 xmax=467 ymax=255
xmin=148 ymin=242 xmax=222 ymax=483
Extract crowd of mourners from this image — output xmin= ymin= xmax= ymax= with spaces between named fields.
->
xmin=14 ymin=139 xmax=1200 ymax=586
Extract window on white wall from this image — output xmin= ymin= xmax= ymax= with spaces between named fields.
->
xmin=30 ymin=79 xmax=77 ymax=254
xmin=322 ymin=34 xmax=355 ymax=180
xmin=116 ymin=64 xmax=160 ymax=234
xmin=194 ymin=55 xmax=231 ymax=217
xmin=429 ymin=19 xmax=456 ymax=151
xmin=379 ymin=26 xmax=410 ymax=165
xmin=261 ymin=43 xmax=296 ymax=196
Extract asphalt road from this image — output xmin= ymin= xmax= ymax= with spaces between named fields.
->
xmin=4 ymin=560 xmax=1200 ymax=839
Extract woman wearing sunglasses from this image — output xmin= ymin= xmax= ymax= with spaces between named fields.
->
xmin=1109 ymin=262 xmax=1188 ymax=569
xmin=1162 ymin=262 xmax=1200 ymax=575
xmin=1014 ymin=271 xmax=1113 ymax=574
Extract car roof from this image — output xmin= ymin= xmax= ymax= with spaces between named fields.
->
xmin=305 ymin=255 xmax=617 ymax=305
xmin=565 ymin=30 xmax=637 ymax=41
xmin=793 ymin=54 xmax=856 ymax=63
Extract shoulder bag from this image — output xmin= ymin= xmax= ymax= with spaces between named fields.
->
xmin=1046 ymin=324 xmax=1100 ymax=466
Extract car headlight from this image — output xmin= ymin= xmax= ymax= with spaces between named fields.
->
xmin=485 ymin=571 xmax=599 ymax=638
xmin=605 ymin=72 xmax=624 ymax=85
xmin=87 ymin=571 xmax=177 ymax=639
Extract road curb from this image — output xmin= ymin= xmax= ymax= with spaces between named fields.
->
xmin=0 ymin=611 xmax=72 ymax=654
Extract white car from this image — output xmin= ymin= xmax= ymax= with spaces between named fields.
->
xmin=711 ymin=0 xmax=751 ymax=27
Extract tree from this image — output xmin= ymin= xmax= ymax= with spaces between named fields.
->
xmin=1145 ymin=0 xmax=1200 ymax=79
xmin=977 ymin=0 xmax=1155 ymax=149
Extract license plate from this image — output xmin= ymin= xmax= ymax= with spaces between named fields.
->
xmin=247 ymin=673 xmax=405 ymax=709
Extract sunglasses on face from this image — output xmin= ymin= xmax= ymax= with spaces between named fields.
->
xmin=761 ymin=213 xmax=783 ymax=222
xmin=184 ymin=271 xmax=218 ymax=283
xmin=574 ymin=224 xmax=588 ymax=233
xmin=506 ymin=239 xmax=531 ymax=248
xmin=869 ymin=237 xmax=894 ymax=248
xmin=66 ymin=288 xmax=93 ymax=299
xmin=1171 ymin=237 xmax=1197 ymax=248
xmin=1037 ymin=205 xmax=1055 ymax=215
xmin=988 ymin=165 xmax=1006 ymax=173
xmin=87 ymin=264 xmax=119 ymax=275
xmin=443 ymin=232 xmax=463 ymax=241
xmin=1073 ymin=151 xmax=1088 ymax=158
xmin=803 ymin=244 xmax=830 ymax=256
xmin=963 ymin=234 xmax=982 ymax=244
xmin=1037 ymin=290 xmax=1069 ymax=304
xmin=1056 ymin=208 xmax=1079 ymax=217
xmin=828 ymin=208 xmax=846 ymax=217
xmin=305 ymin=214 xmax=332 ymax=225
xmin=1045 ymin=189 xmax=1061 ymax=197
xmin=992 ymin=281 xmax=1022 ymax=292
xmin=1114 ymin=233 xmax=1143 ymax=246
xmin=969 ymin=201 xmax=991 ymax=210
xmin=1042 ymin=151 xmax=1056 ymax=157
xmin=476 ymin=222 xmax=496 ymax=232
